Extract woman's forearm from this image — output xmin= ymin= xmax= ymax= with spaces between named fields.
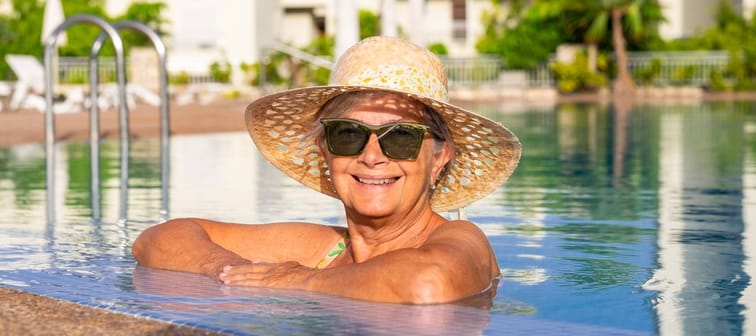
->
xmin=305 ymin=250 xmax=468 ymax=303
xmin=219 ymin=247 xmax=487 ymax=304
xmin=132 ymin=218 xmax=249 ymax=277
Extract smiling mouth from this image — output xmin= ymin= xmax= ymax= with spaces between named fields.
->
xmin=355 ymin=176 xmax=399 ymax=185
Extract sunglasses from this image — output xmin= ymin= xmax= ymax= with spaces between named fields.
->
xmin=320 ymin=118 xmax=431 ymax=160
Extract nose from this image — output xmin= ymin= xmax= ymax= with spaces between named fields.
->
xmin=357 ymin=134 xmax=389 ymax=167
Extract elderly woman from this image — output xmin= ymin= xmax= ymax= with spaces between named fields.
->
xmin=132 ymin=36 xmax=521 ymax=304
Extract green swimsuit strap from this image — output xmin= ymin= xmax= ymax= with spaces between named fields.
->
xmin=315 ymin=232 xmax=350 ymax=269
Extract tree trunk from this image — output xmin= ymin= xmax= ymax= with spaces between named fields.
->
xmin=587 ymin=42 xmax=598 ymax=73
xmin=285 ymin=58 xmax=306 ymax=88
xmin=612 ymin=96 xmax=633 ymax=188
xmin=611 ymin=8 xmax=636 ymax=96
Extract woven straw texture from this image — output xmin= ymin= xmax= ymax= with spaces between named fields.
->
xmin=245 ymin=36 xmax=521 ymax=212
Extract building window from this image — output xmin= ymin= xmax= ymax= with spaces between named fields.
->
xmin=452 ymin=0 xmax=466 ymax=40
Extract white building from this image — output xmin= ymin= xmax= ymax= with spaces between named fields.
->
xmin=658 ymin=0 xmax=756 ymax=39
xmin=8 ymin=0 xmax=750 ymax=85
xmin=104 ymin=0 xmax=756 ymax=71
xmin=107 ymin=1 xmax=487 ymax=62
xmin=102 ymin=0 xmax=495 ymax=85
xmin=3 ymin=0 xmax=753 ymax=61
xmin=106 ymin=0 xmax=490 ymax=56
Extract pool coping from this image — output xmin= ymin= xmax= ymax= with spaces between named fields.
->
xmin=0 ymin=286 xmax=228 ymax=336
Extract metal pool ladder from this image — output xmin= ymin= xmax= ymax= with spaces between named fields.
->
xmin=43 ymin=14 xmax=170 ymax=224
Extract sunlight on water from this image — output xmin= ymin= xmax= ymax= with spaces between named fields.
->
xmin=740 ymin=120 xmax=756 ymax=336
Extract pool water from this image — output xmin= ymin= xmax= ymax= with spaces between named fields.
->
xmin=0 ymin=100 xmax=754 ymax=335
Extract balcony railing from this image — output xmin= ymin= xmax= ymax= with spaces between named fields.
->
xmin=56 ymin=50 xmax=738 ymax=90
xmin=57 ymin=56 xmax=216 ymax=86
xmin=439 ymin=55 xmax=501 ymax=88
xmin=625 ymin=50 xmax=730 ymax=86
xmin=520 ymin=50 xmax=733 ymax=88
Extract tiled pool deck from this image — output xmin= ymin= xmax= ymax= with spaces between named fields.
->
xmin=0 ymin=287 xmax=225 ymax=335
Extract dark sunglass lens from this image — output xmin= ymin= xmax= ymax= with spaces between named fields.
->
xmin=380 ymin=126 xmax=423 ymax=159
xmin=326 ymin=121 xmax=369 ymax=156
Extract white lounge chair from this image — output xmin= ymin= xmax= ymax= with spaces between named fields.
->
xmin=5 ymin=54 xmax=162 ymax=113
xmin=5 ymin=54 xmax=84 ymax=113
xmin=0 ymin=81 xmax=12 ymax=111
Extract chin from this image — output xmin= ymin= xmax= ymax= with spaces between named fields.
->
xmin=349 ymin=200 xmax=398 ymax=218
xmin=355 ymin=206 xmax=395 ymax=218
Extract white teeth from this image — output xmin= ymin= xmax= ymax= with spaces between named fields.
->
xmin=357 ymin=177 xmax=396 ymax=185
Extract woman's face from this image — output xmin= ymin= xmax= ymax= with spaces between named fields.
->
xmin=322 ymin=96 xmax=451 ymax=219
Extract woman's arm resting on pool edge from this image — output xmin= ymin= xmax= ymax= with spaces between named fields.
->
xmin=132 ymin=218 xmax=250 ymax=277
xmin=131 ymin=218 xmax=346 ymax=278
xmin=218 ymin=220 xmax=498 ymax=304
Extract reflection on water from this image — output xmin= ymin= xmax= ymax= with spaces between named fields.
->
xmin=130 ymin=267 xmax=495 ymax=335
xmin=641 ymin=103 xmax=753 ymax=336
xmin=0 ymin=100 xmax=754 ymax=335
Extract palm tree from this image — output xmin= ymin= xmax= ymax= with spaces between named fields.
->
xmin=609 ymin=2 xmax=639 ymax=95
xmin=530 ymin=0 xmax=663 ymax=95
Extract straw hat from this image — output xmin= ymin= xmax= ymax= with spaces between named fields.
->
xmin=245 ymin=36 xmax=521 ymax=212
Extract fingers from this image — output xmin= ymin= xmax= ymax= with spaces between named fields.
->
xmin=217 ymin=262 xmax=308 ymax=289
xmin=218 ymin=264 xmax=265 ymax=285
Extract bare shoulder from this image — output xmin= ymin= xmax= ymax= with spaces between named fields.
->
xmin=427 ymin=219 xmax=490 ymax=244
xmin=424 ymin=219 xmax=500 ymax=278
xmin=422 ymin=219 xmax=494 ymax=260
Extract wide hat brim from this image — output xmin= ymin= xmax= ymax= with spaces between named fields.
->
xmin=245 ymin=85 xmax=521 ymax=212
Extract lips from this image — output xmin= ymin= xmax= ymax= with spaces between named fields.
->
xmin=355 ymin=176 xmax=399 ymax=185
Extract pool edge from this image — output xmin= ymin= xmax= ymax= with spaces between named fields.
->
xmin=0 ymin=286 xmax=229 ymax=335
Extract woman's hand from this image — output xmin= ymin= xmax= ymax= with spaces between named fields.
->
xmin=218 ymin=262 xmax=315 ymax=290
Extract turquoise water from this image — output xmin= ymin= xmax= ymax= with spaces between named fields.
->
xmin=0 ymin=100 xmax=754 ymax=335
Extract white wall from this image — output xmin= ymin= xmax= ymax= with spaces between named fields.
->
xmin=280 ymin=11 xmax=320 ymax=47
xmin=162 ymin=0 xmax=222 ymax=49
xmin=100 ymin=0 xmax=492 ymax=63
xmin=659 ymin=0 xmax=723 ymax=40
xmin=744 ymin=0 xmax=756 ymax=19
xmin=658 ymin=0 xmax=684 ymax=40
xmin=0 ymin=0 xmax=13 ymax=15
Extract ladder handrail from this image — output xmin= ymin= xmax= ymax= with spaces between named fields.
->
xmin=44 ymin=14 xmax=128 ymax=224
xmin=89 ymin=20 xmax=171 ymax=221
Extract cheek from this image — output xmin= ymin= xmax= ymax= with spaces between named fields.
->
xmin=404 ymin=150 xmax=436 ymax=177
xmin=326 ymin=156 xmax=351 ymax=176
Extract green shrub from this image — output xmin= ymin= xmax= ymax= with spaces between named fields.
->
xmin=240 ymin=59 xmax=286 ymax=86
xmin=169 ymin=71 xmax=190 ymax=85
xmin=61 ymin=71 xmax=87 ymax=84
xmin=634 ymin=58 xmax=662 ymax=86
xmin=210 ymin=61 xmax=232 ymax=83
xmin=300 ymin=35 xmax=334 ymax=85
xmin=550 ymin=52 xmax=607 ymax=93
xmin=670 ymin=65 xmax=695 ymax=85
xmin=427 ymin=42 xmax=449 ymax=56
xmin=708 ymin=69 xmax=732 ymax=91
xmin=584 ymin=71 xmax=608 ymax=89
xmin=734 ymin=78 xmax=756 ymax=91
